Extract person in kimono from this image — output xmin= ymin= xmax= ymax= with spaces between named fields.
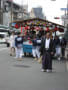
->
xmin=40 ymin=32 xmax=55 ymax=72
xmin=15 ymin=32 xmax=23 ymax=60
xmin=10 ymin=31 xmax=16 ymax=56
xmin=60 ymin=37 xmax=67 ymax=58
xmin=54 ymin=36 xmax=61 ymax=60
xmin=32 ymin=34 xmax=41 ymax=61
xmin=32 ymin=35 xmax=37 ymax=60
xmin=36 ymin=34 xmax=41 ymax=61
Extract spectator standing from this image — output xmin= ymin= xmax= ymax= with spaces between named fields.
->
xmin=40 ymin=32 xmax=55 ymax=72
xmin=54 ymin=36 xmax=61 ymax=60
xmin=60 ymin=37 xmax=67 ymax=58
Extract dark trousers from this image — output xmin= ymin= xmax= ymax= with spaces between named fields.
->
xmin=42 ymin=50 xmax=52 ymax=70
xmin=61 ymin=47 xmax=65 ymax=57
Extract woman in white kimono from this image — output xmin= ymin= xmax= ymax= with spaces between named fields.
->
xmin=10 ymin=32 xmax=16 ymax=56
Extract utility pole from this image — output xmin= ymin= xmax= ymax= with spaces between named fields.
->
xmin=0 ymin=0 xmax=1 ymax=10
xmin=11 ymin=0 xmax=13 ymax=23
xmin=64 ymin=0 xmax=68 ymax=41
xmin=0 ymin=0 xmax=3 ymax=24
xmin=64 ymin=9 xmax=67 ymax=27
xmin=66 ymin=0 xmax=68 ymax=22
xmin=0 ymin=0 xmax=1 ymax=24
xmin=21 ymin=0 xmax=24 ymax=20
xmin=66 ymin=0 xmax=68 ymax=41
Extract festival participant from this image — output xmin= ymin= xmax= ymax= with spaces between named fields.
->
xmin=15 ymin=32 xmax=23 ymax=60
xmin=40 ymin=32 xmax=55 ymax=72
xmin=60 ymin=37 xmax=67 ymax=59
xmin=36 ymin=34 xmax=41 ymax=61
xmin=32 ymin=35 xmax=37 ymax=60
xmin=54 ymin=36 xmax=61 ymax=60
xmin=10 ymin=31 xmax=16 ymax=56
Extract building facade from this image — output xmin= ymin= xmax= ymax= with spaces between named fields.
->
xmin=30 ymin=7 xmax=45 ymax=19
xmin=3 ymin=0 xmax=21 ymax=26
xmin=18 ymin=5 xmax=29 ymax=20
xmin=0 ymin=0 xmax=29 ymax=26
xmin=0 ymin=0 xmax=3 ymax=24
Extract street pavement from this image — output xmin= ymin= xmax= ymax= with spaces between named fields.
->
xmin=0 ymin=44 xmax=68 ymax=90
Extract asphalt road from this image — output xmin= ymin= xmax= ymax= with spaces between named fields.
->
xmin=0 ymin=44 xmax=68 ymax=90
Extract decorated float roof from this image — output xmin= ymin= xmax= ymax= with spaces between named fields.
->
xmin=11 ymin=18 xmax=64 ymax=32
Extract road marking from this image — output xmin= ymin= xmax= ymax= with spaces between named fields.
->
xmin=0 ymin=48 xmax=8 ymax=51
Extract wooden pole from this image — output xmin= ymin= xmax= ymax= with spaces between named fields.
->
xmin=55 ymin=31 xmax=56 ymax=36
xmin=11 ymin=0 xmax=13 ymax=23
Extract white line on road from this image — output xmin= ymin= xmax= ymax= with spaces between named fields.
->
xmin=0 ymin=48 xmax=8 ymax=51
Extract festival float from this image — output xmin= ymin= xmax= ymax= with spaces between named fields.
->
xmin=11 ymin=18 xmax=64 ymax=56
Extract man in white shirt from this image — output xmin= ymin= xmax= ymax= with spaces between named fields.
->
xmin=45 ymin=38 xmax=50 ymax=49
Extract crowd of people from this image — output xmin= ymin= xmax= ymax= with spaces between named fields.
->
xmin=8 ymin=31 xmax=67 ymax=72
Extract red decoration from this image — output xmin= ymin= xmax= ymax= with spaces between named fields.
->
xmin=40 ymin=28 xmax=42 ymax=31
xmin=28 ymin=26 xmax=30 ymax=29
xmin=25 ymin=26 xmax=30 ymax=30
xmin=15 ymin=24 xmax=20 ymax=29
xmin=54 ymin=17 xmax=60 ymax=19
xmin=24 ymin=31 xmax=27 ymax=35
xmin=46 ymin=27 xmax=49 ymax=31
xmin=59 ymin=28 xmax=64 ymax=32
xmin=35 ymin=27 xmax=40 ymax=30
xmin=55 ymin=27 xmax=58 ymax=31
xmin=29 ymin=40 xmax=32 ymax=44
xmin=27 ymin=37 xmax=30 ymax=40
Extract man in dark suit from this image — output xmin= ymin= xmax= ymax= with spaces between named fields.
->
xmin=40 ymin=32 xmax=55 ymax=72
